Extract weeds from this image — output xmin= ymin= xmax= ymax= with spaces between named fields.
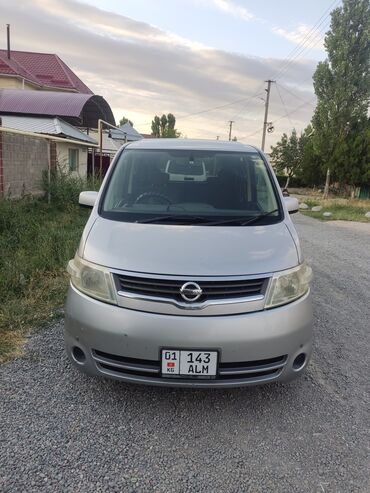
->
xmin=42 ymin=163 xmax=100 ymax=210
xmin=0 ymin=169 xmax=98 ymax=362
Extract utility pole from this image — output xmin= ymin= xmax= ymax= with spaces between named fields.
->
xmin=6 ymin=24 xmax=11 ymax=59
xmin=228 ymin=120 xmax=234 ymax=141
xmin=261 ymin=80 xmax=275 ymax=151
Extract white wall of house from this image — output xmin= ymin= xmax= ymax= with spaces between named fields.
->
xmin=56 ymin=141 xmax=88 ymax=178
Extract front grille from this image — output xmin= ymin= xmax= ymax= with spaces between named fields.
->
xmin=114 ymin=274 xmax=268 ymax=302
xmin=92 ymin=350 xmax=287 ymax=382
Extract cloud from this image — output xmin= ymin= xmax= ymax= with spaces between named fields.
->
xmin=31 ymin=0 xmax=209 ymax=51
xmin=207 ymin=0 xmax=255 ymax=21
xmin=272 ymin=24 xmax=325 ymax=50
xmin=0 ymin=0 xmax=316 ymax=147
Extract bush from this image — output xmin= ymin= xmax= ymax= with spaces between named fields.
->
xmin=41 ymin=164 xmax=101 ymax=210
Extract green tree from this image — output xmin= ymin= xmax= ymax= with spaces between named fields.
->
xmin=151 ymin=113 xmax=180 ymax=138
xmin=151 ymin=116 xmax=161 ymax=137
xmin=311 ymin=0 xmax=370 ymax=188
xmin=298 ymin=125 xmax=325 ymax=186
xmin=119 ymin=116 xmax=133 ymax=127
xmin=270 ymin=129 xmax=303 ymax=188
xmin=330 ymin=119 xmax=370 ymax=187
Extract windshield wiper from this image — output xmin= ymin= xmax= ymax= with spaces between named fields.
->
xmin=136 ymin=215 xmax=210 ymax=224
xmin=241 ymin=208 xmax=280 ymax=225
xmin=136 ymin=209 xmax=280 ymax=225
xmin=202 ymin=209 xmax=280 ymax=226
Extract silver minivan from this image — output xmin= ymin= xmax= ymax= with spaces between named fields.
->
xmin=65 ymin=139 xmax=313 ymax=388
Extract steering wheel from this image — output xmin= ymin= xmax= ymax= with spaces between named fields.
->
xmin=134 ymin=192 xmax=172 ymax=205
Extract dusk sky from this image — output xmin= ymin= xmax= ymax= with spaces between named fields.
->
xmin=1 ymin=0 xmax=339 ymax=148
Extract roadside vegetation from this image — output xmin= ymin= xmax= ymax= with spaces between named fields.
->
xmin=0 ymin=172 xmax=99 ymax=363
xmin=301 ymin=198 xmax=370 ymax=222
xmin=288 ymin=188 xmax=370 ymax=222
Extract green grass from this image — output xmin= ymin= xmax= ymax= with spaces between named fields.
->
xmin=299 ymin=198 xmax=370 ymax=222
xmin=0 ymin=197 xmax=89 ymax=363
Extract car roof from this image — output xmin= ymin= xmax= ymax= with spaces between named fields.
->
xmin=126 ymin=138 xmax=258 ymax=153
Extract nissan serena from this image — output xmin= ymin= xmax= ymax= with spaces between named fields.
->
xmin=65 ymin=139 xmax=313 ymax=388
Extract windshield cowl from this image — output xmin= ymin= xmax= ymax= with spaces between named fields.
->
xmin=134 ymin=210 xmax=281 ymax=226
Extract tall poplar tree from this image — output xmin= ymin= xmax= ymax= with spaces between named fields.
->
xmin=312 ymin=0 xmax=370 ymax=187
xmin=151 ymin=114 xmax=180 ymax=138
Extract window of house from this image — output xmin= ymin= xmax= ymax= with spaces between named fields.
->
xmin=68 ymin=149 xmax=79 ymax=171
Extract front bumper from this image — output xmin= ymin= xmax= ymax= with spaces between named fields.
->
xmin=64 ymin=284 xmax=313 ymax=388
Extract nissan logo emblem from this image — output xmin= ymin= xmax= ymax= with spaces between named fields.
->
xmin=180 ymin=282 xmax=203 ymax=302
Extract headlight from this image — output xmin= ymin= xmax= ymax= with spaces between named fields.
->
xmin=265 ymin=262 xmax=312 ymax=309
xmin=67 ymin=254 xmax=117 ymax=304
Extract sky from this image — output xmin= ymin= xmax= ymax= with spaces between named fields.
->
xmin=0 ymin=0 xmax=340 ymax=149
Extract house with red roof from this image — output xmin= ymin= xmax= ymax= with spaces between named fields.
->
xmin=0 ymin=49 xmax=116 ymax=196
xmin=0 ymin=50 xmax=92 ymax=94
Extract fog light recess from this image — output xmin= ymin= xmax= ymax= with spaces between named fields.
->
xmin=72 ymin=346 xmax=86 ymax=364
xmin=292 ymin=353 xmax=306 ymax=371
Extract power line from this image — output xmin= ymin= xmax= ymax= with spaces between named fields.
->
xmin=229 ymin=89 xmax=265 ymax=121
xmin=277 ymin=82 xmax=316 ymax=107
xmin=271 ymin=0 xmax=340 ymax=81
xmin=274 ymin=2 xmax=340 ymax=83
xmin=237 ymin=2 xmax=340 ymax=144
xmin=177 ymin=94 xmax=261 ymax=121
xmin=275 ymin=84 xmax=294 ymax=127
xmin=239 ymin=97 xmax=316 ymax=143
xmin=274 ymin=25 xmax=328 ymax=81
xmin=237 ymin=127 xmax=262 ymax=142
xmin=272 ymin=100 xmax=316 ymax=125
xmin=133 ymin=89 xmax=266 ymax=127
xmin=275 ymin=21 xmax=331 ymax=81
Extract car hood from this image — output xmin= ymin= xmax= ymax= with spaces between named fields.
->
xmin=83 ymin=217 xmax=299 ymax=276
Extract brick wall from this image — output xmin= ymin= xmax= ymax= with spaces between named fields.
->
xmin=1 ymin=132 xmax=49 ymax=198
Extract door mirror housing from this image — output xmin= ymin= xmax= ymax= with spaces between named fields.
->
xmin=79 ymin=191 xmax=98 ymax=208
xmin=284 ymin=196 xmax=299 ymax=214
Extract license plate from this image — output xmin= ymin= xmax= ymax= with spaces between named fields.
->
xmin=161 ymin=350 xmax=218 ymax=378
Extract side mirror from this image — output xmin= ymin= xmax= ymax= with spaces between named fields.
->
xmin=79 ymin=191 xmax=98 ymax=208
xmin=284 ymin=196 xmax=299 ymax=214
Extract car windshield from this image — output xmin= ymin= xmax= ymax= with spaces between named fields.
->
xmin=100 ymin=149 xmax=281 ymax=225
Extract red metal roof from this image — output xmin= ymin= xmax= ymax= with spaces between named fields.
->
xmin=0 ymin=50 xmax=92 ymax=94
xmin=0 ymin=89 xmax=115 ymax=127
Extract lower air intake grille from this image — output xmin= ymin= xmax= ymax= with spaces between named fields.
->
xmin=92 ymin=350 xmax=287 ymax=382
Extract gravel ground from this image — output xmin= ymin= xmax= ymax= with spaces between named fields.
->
xmin=1 ymin=214 xmax=369 ymax=493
